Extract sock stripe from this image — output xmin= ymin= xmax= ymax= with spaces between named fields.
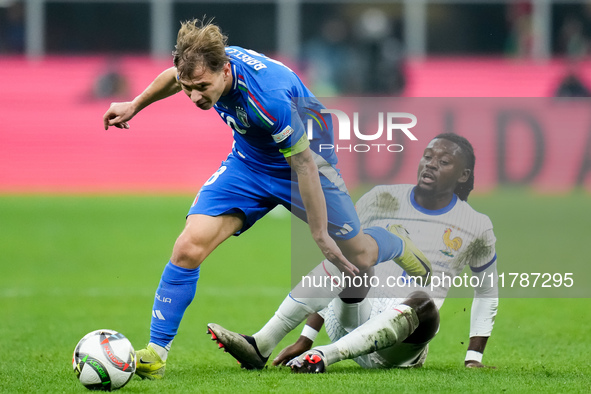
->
xmin=394 ymin=306 xmax=417 ymax=333
xmin=288 ymin=292 xmax=306 ymax=305
xmin=150 ymin=262 xmax=200 ymax=348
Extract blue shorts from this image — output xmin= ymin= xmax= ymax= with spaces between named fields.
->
xmin=188 ymin=153 xmax=360 ymax=240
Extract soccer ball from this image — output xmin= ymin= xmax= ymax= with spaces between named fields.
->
xmin=72 ymin=329 xmax=136 ymax=391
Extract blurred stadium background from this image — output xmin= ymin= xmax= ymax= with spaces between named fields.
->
xmin=1 ymin=0 xmax=591 ymax=193
xmin=1 ymin=1 xmax=590 ymax=391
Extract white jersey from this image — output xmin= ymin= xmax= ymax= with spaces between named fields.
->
xmin=321 ymin=185 xmax=498 ymax=367
xmin=358 ymin=184 xmax=496 ymax=304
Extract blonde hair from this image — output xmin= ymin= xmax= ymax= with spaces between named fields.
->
xmin=173 ymin=18 xmax=229 ymax=79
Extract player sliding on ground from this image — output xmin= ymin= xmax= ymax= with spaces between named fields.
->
xmin=102 ymin=18 xmax=430 ymax=379
xmin=208 ymin=134 xmax=499 ymax=371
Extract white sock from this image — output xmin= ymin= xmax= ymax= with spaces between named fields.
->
xmin=148 ymin=342 xmax=169 ymax=361
xmin=253 ymin=294 xmax=315 ymax=358
xmin=333 ymin=298 xmax=371 ymax=333
xmin=315 ymin=304 xmax=419 ymax=366
xmin=253 ymin=260 xmax=345 ymax=357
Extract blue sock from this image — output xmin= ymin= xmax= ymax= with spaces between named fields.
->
xmin=363 ymin=226 xmax=404 ymax=264
xmin=149 ymin=262 xmax=200 ymax=349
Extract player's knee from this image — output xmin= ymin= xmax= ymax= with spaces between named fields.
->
xmin=405 ymin=291 xmax=437 ymax=317
xmin=171 ymin=232 xmax=208 ymax=269
xmin=346 ymin=254 xmax=374 ymax=271
xmin=337 ymin=233 xmax=376 ymax=271
xmin=402 ymin=292 xmax=439 ymax=344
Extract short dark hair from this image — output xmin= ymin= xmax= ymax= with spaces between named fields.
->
xmin=432 ymin=133 xmax=475 ymax=201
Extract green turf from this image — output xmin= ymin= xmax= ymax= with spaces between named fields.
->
xmin=0 ymin=191 xmax=590 ymax=392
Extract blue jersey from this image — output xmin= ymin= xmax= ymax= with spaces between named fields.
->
xmin=189 ymin=47 xmax=360 ymax=239
xmin=214 ymin=46 xmax=337 ymax=176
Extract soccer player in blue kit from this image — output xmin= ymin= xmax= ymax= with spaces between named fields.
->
xmin=102 ymin=19 xmax=430 ymax=379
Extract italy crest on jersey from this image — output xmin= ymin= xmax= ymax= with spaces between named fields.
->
xmin=236 ymin=106 xmax=250 ymax=128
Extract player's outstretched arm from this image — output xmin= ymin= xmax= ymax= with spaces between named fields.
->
xmin=272 ymin=313 xmax=325 ymax=366
xmin=103 ymin=67 xmax=181 ymax=130
xmin=466 ymin=259 xmax=498 ymax=369
xmin=287 ymin=148 xmax=358 ymax=277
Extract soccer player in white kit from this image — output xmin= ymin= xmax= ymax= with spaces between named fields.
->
xmin=209 ymin=133 xmax=498 ymax=372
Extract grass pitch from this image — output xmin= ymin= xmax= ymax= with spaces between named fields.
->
xmin=0 ymin=191 xmax=590 ymax=392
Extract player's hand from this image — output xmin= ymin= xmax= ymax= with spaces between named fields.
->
xmin=103 ymin=101 xmax=136 ymax=130
xmin=315 ymin=234 xmax=359 ymax=276
xmin=272 ymin=337 xmax=313 ymax=366
xmin=465 ymin=360 xmax=496 ymax=369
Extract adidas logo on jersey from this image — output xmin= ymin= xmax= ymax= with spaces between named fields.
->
xmin=336 ymin=224 xmax=354 ymax=236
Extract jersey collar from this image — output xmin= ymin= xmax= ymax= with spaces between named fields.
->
xmin=216 ymin=61 xmax=239 ymax=109
xmin=410 ymin=186 xmax=458 ymax=216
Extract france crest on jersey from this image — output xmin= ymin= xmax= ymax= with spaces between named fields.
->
xmin=358 ymin=184 xmax=497 ymax=301
xmin=213 ymin=46 xmax=337 ymax=175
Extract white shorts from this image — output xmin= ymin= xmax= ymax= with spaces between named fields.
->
xmin=320 ymin=297 xmax=432 ymax=369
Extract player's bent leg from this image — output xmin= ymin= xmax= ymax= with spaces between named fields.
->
xmin=364 ymin=292 xmax=438 ymax=369
xmin=336 ymin=227 xmax=431 ymax=285
xmin=171 ymin=213 xmax=245 ymax=269
xmin=251 ymin=259 xmax=346 ymax=359
xmin=289 ymin=304 xmax=419 ymax=373
xmin=207 ymin=323 xmax=269 ymax=370
xmin=303 ymin=170 xmax=429 ymax=274
xmin=137 ymin=213 xmax=245 ymax=379
xmin=336 ymin=231 xmax=382 ymax=271
xmin=356 ymin=292 xmax=438 ymax=370
xmin=208 ymin=259 xmax=344 ymax=369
